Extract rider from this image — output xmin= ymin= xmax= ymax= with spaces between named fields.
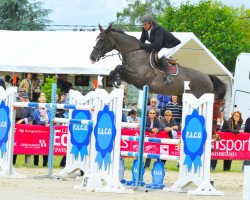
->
xmin=139 ymin=14 xmax=181 ymax=84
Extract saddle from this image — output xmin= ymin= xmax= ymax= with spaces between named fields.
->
xmin=150 ymin=51 xmax=179 ymax=75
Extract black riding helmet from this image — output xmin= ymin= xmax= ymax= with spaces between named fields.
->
xmin=141 ymin=14 xmax=154 ymax=24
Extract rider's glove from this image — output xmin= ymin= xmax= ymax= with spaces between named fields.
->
xmin=139 ymin=41 xmax=147 ymax=49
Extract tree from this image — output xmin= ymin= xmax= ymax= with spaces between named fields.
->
xmin=0 ymin=0 xmax=53 ymax=30
xmin=113 ymin=0 xmax=171 ymax=31
xmin=159 ymin=0 xmax=250 ymax=72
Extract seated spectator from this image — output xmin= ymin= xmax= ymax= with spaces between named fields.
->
xmin=144 ymin=109 xmax=162 ymax=169
xmin=13 ymin=92 xmax=34 ymax=166
xmin=127 ymin=109 xmax=140 ymax=123
xmin=242 ymin=117 xmax=250 ymax=170
xmin=222 ymin=111 xmax=243 ymax=171
xmin=33 ymin=96 xmax=51 ymax=167
xmin=160 ymin=110 xmax=178 ymax=139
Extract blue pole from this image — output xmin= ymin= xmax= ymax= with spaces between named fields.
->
xmin=135 ymin=85 xmax=148 ymax=187
xmin=48 ymin=83 xmax=56 ymax=177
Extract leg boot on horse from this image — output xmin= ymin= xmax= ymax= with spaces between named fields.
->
xmin=160 ymin=56 xmax=174 ymax=84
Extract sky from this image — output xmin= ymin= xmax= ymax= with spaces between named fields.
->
xmin=32 ymin=0 xmax=250 ymax=28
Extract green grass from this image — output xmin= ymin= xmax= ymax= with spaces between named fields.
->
xmin=14 ymin=155 xmax=244 ymax=172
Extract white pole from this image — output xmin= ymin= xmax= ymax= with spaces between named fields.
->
xmin=243 ymin=166 xmax=250 ymax=200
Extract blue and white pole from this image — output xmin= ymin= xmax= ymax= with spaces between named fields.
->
xmin=48 ymin=83 xmax=56 ymax=177
xmin=135 ymin=85 xmax=148 ymax=187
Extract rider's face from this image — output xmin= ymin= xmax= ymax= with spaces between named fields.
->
xmin=143 ymin=22 xmax=152 ymax=31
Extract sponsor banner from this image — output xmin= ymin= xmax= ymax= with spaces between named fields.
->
xmin=14 ymin=124 xmax=67 ymax=155
xmin=120 ymin=128 xmax=181 ymax=156
xmin=211 ymin=132 xmax=250 ymax=160
xmin=13 ymin=124 xmax=250 ymax=160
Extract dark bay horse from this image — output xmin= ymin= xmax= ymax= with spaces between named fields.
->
xmin=90 ymin=25 xmax=226 ymax=100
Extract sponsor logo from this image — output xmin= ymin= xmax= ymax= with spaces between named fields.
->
xmin=160 ymin=145 xmax=169 ymax=154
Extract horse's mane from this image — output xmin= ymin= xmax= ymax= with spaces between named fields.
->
xmin=110 ymin=28 xmax=138 ymax=41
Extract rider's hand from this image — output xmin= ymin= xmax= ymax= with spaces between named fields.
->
xmin=139 ymin=41 xmax=146 ymax=49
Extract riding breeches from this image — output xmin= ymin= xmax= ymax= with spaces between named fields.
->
xmin=158 ymin=45 xmax=180 ymax=59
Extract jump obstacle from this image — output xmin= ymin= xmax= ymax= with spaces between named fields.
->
xmin=0 ymin=84 xmax=225 ymax=195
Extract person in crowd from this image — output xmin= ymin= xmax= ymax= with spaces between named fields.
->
xmin=242 ymin=117 xmax=250 ymax=170
xmin=31 ymin=78 xmax=40 ymax=102
xmin=146 ymin=97 xmax=160 ymax=120
xmin=13 ymin=92 xmax=34 ymax=165
xmin=160 ymin=110 xmax=179 ymax=139
xmin=122 ymin=94 xmax=127 ymax=122
xmin=210 ymin=108 xmax=229 ymax=170
xmin=144 ymin=109 xmax=162 ymax=169
xmin=0 ymin=78 xmax=6 ymax=89
xmin=157 ymin=94 xmax=171 ymax=117
xmin=56 ymin=92 xmax=67 ymax=118
xmin=127 ymin=109 xmax=140 ymax=123
xmin=166 ymin=95 xmax=182 ymax=129
xmin=19 ymin=73 xmax=33 ymax=100
xmin=222 ymin=111 xmax=244 ymax=171
xmin=4 ymin=75 xmax=12 ymax=89
xmin=55 ymin=92 xmax=68 ymax=167
xmin=33 ymin=96 xmax=51 ymax=167
xmin=11 ymin=76 xmax=20 ymax=87
xmin=139 ymin=14 xmax=181 ymax=84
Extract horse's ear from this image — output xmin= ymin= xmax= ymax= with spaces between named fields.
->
xmin=99 ymin=24 xmax=104 ymax=32
xmin=105 ymin=24 xmax=112 ymax=33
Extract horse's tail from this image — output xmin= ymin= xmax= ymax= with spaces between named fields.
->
xmin=208 ymin=75 xmax=227 ymax=100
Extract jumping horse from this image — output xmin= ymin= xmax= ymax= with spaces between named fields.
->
xmin=90 ymin=25 xmax=226 ymax=101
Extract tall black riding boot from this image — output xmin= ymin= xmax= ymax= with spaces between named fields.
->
xmin=160 ymin=56 xmax=174 ymax=84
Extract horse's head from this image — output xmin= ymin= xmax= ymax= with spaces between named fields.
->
xmin=90 ymin=24 xmax=115 ymax=63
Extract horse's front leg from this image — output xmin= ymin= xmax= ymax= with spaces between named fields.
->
xmin=109 ymin=65 xmax=123 ymax=88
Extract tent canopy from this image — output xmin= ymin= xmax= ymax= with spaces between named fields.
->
xmin=0 ymin=30 xmax=232 ymax=79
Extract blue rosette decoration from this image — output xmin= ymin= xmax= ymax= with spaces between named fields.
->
xmin=182 ymin=109 xmax=207 ymax=173
xmin=0 ymin=101 xmax=11 ymax=158
xmin=69 ymin=110 xmax=93 ymax=160
xmin=94 ymin=105 xmax=116 ymax=170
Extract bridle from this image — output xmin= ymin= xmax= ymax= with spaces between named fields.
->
xmin=92 ymin=33 xmax=111 ymax=60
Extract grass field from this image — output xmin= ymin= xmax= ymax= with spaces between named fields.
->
xmin=14 ymin=155 xmax=245 ymax=173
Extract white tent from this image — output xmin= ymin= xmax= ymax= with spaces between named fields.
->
xmin=0 ymin=30 xmax=232 ymax=79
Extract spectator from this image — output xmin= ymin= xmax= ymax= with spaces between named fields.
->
xmin=242 ymin=117 xmax=250 ymax=170
xmin=56 ymin=92 xmax=67 ymax=168
xmin=222 ymin=111 xmax=243 ymax=171
xmin=144 ymin=109 xmax=162 ymax=169
xmin=146 ymin=97 xmax=160 ymax=120
xmin=32 ymin=78 xmax=41 ymax=102
xmin=13 ymin=92 xmax=34 ymax=166
xmin=33 ymin=96 xmax=51 ymax=167
xmin=166 ymin=95 xmax=182 ymax=129
xmin=211 ymin=108 xmax=229 ymax=170
xmin=11 ymin=76 xmax=20 ymax=87
xmin=127 ymin=109 xmax=140 ymax=123
xmin=19 ymin=73 xmax=33 ymax=100
xmin=157 ymin=94 xmax=171 ymax=117
xmin=56 ymin=92 xmax=67 ymax=118
xmin=4 ymin=75 xmax=12 ymax=89
xmin=160 ymin=110 xmax=178 ymax=139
